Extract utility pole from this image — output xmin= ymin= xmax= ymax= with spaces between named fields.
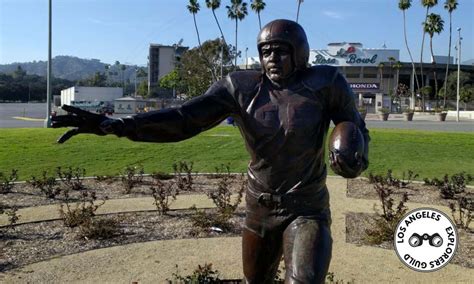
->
xmin=456 ymin=28 xmax=462 ymax=122
xmin=44 ymin=0 xmax=52 ymax=128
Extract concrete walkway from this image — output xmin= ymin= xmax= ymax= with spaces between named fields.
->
xmin=1 ymin=177 xmax=473 ymax=283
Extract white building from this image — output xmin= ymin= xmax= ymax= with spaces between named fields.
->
xmin=114 ymin=97 xmax=148 ymax=114
xmin=60 ymin=86 xmax=123 ymax=112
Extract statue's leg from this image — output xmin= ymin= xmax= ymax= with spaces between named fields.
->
xmin=242 ymin=227 xmax=283 ymax=284
xmin=282 ymin=217 xmax=332 ymax=284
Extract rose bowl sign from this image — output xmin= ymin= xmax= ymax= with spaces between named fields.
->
xmin=310 ymin=42 xmax=399 ymax=67
xmin=350 ymin=83 xmax=380 ymax=90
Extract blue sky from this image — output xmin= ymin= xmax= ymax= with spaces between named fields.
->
xmin=0 ymin=0 xmax=473 ymax=66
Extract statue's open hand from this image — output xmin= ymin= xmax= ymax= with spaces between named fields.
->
xmin=52 ymin=105 xmax=116 ymax=143
xmin=329 ymin=150 xmax=366 ymax=179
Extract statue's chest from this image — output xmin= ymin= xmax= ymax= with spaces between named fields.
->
xmin=248 ymin=87 xmax=324 ymax=136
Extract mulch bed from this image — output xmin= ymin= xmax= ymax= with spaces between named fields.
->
xmin=346 ymin=178 xmax=473 ymax=269
xmin=1 ymin=174 xmax=246 ymax=272
xmin=1 ymin=175 xmax=473 ymax=274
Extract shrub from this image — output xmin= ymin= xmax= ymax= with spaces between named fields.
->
xmin=326 ymin=272 xmax=355 ymax=284
xmin=78 ymin=218 xmax=120 ymax=240
xmin=173 ymin=161 xmax=194 ymax=192
xmin=189 ymin=206 xmax=234 ymax=235
xmin=368 ymin=169 xmax=418 ymax=189
xmin=208 ymin=167 xmax=245 ymax=217
xmin=0 ymin=203 xmax=20 ymax=231
xmin=424 ymin=172 xmax=473 ymax=199
xmin=58 ymin=188 xmax=107 ymax=228
xmin=191 ymin=173 xmax=247 ymax=234
xmin=0 ymin=169 xmax=18 ymax=194
xmin=150 ymin=178 xmax=178 ymax=215
xmin=28 ymin=171 xmax=61 ymax=198
xmin=449 ymin=195 xmax=473 ymax=231
xmin=366 ymin=170 xmax=410 ymax=244
xmin=167 ymin=263 xmax=220 ymax=284
xmin=56 ymin=166 xmax=86 ymax=191
xmin=121 ymin=164 xmax=144 ymax=194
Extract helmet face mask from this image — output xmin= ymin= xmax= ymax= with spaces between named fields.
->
xmin=257 ymin=19 xmax=310 ymax=73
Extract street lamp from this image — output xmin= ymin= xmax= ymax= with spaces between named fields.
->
xmin=44 ymin=0 xmax=52 ymax=128
xmin=456 ymin=27 xmax=462 ymax=122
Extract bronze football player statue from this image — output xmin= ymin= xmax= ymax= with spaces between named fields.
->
xmin=52 ymin=19 xmax=369 ymax=283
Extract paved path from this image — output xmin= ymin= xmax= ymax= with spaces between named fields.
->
xmin=1 ymin=177 xmax=473 ymax=283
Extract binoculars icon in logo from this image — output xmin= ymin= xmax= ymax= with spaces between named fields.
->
xmin=408 ymin=233 xmax=443 ymax=247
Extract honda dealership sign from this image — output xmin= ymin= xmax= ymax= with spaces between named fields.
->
xmin=350 ymin=83 xmax=380 ymax=91
xmin=310 ymin=42 xmax=399 ymax=67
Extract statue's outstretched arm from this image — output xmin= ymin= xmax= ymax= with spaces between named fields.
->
xmin=52 ymin=78 xmax=237 ymax=143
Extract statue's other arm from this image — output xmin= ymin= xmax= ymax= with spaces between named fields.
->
xmin=328 ymin=71 xmax=370 ymax=176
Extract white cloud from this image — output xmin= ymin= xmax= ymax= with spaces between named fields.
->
xmin=322 ymin=11 xmax=344 ymax=20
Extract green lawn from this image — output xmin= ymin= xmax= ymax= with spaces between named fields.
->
xmin=1 ymin=126 xmax=473 ymax=181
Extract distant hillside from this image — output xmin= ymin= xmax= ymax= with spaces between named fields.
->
xmin=0 ymin=56 xmax=141 ymax=82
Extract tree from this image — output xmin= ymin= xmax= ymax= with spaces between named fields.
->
xmin=423 ymin=13 xmax=444 ymax=106
xmin=378 ymin=62 xmax=385 ymax=89
xmin=81 ymin=72 xmax=107 ymax=87
xmin=206 ymin=0 xmax=227 ymax=44
xmin=387 ymin=57 xmax=396 ymax=97
xmin=12 ymin=65 xmax=27 ymax=80
xmin=136 ymin=80 xmax=148 ymax=98
xmin=442 ymin=0 xmax=458 ymax=108
xmin=394 ymin=61 xmax=403 ymax=93
xmin=159 ymin=69 xmax=184 ymax=96
xmin=178 ymin=39 xmax=233 ymax=99
xmin=438 ymin=71 xmax=471 ymax=100
xmin=251 ymin=0 xmax=266 ymax=29
xmin=187 ymin=0 xmax=218 ymax=82
xmin=420 ymin=0 xmax=438 ymax=92
xmin=226 ymin=0 xmax=248 ymax=69
xmin=398 ymin=0 xmax=420 ymax=101
xmin=296 ymin=0 xmax=304 ymax=23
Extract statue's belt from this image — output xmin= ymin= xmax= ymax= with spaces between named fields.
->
xmin=246 ymin=182 xmax=328 ymax=210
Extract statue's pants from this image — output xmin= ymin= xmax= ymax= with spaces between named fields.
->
xmin=243 ymin=186 xmax=332 ymax=283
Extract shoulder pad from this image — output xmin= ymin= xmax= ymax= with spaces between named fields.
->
xmin=301 ymin=65 xmax=339 ymax=92
xmin=227 ymin=70 xmax=262 ymax=95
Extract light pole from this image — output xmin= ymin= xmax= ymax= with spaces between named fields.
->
xmin=456 ymin=27 xmax=462 ymax=122
xmin=44 ymin=0 xmax=52 ymax=128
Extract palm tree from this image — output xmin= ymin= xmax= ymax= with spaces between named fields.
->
xmin=205 ymin=0 xmax=227 ymax=44
xmin=226 ymin=0 xmax=248 ymax=69
xmin=296 ymin=0 xmax=304 ymax=23
xmin=388 ymin=57 xmax=396 ymax=97
xmin=424 ymin=13 xmax=444 ymax=107
xmin=393 ymin=61 xmax=403 ymax=109
xmin=187 ymin=0 xmax=203 ymax=49
xmin=442 ymin=0 xmax=458 ymax=108
xmin=398 ymin=0 xmax=420 ymax=107
xmin=378 ymin=62 xmax=385 ymax=89
xmin=251 ymin=0 xmax=266 ymax=30
xmin=420 ymin=0 xmax=438 ymax=93
xmin=187 ymin=0 xmax=217 ymax=81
